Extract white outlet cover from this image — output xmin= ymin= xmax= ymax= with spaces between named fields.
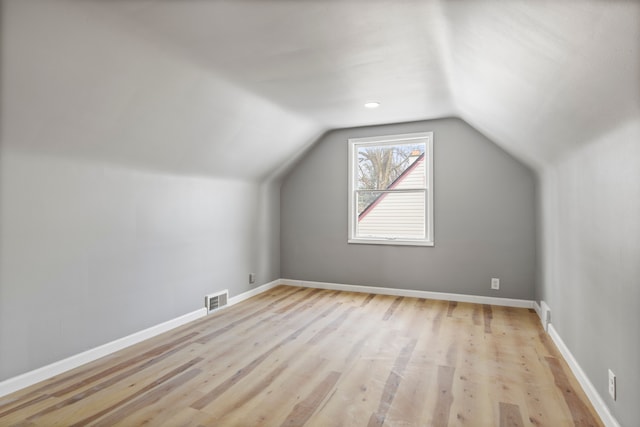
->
xmin=491 ymin=278 xmax=500 ymax=290
xmin=608 ymin=369 xmax=616 ymax=400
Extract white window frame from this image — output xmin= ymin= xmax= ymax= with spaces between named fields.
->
xmin=348 ymin=131 xmax=434 ymax=247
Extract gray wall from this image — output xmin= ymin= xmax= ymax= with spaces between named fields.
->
xmin=0 ymin=152 xmax=280 ymax=380
xmin=281 ymin=118 xmax=537 ymax=299
xmin=0 ymin=1 xmax=282 ymax=381
xmin=538 ymin=118 xmax=640 ymax=426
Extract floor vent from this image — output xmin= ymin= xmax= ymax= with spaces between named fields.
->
xmin=205 ymin=290 xmax=229 ymax=313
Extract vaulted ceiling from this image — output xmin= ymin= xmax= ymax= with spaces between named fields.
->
xmin=4 ymin=0 xmax=639 ymax=178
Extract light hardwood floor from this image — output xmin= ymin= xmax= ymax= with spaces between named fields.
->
xmin=0 ymin=285 xmax=602 ymax=426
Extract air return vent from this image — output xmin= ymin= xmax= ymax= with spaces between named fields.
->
xmin=204 ymin=290 xmax=228 ymax=313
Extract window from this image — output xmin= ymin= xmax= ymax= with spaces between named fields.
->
xmin=348 ymin=132 xmax=433 ymax=246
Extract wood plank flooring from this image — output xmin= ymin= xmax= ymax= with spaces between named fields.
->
xmin=0 ymin=285 xmax=603 ymax=426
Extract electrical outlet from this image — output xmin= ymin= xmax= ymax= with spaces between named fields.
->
xmin=491 ymin=278 xmax=500 ymax=290
xmin=249 ymin=273 xmax=256 ymax=284
xmin=608 ymin=369 xmax=616 ymax=400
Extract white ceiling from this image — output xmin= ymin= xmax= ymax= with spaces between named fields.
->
xmin=98 ymin=1 xmax=457 ymax=128
xmin=5 ymin=1 xmax=639 ymax=177
xmin=99 ymin=0 xmax=640 ymax=170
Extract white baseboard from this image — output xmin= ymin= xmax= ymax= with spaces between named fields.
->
xmin=281 ymin=279 xmax=535 ymax=309
xmin=533 ymin=300 xmax=552 ymax=331
xmin=548 ymin=324 xmax=620 ymax=427
xmin=228 ymin=279 xmax=281 ymax=306
xmin=0 ymin=277 xmax=621 ymax=427
xmin=288 ymin=280 xmax=619 ymax=426
xmin=540 ymin=300 xmax=552 ymax=331
xmin=533 ymin=301 xmax=543 ymax=323
xmin=0 ymin=307 xmax=207 ymax=398
xmin=0 ymin=279 xmax=283 ymax=399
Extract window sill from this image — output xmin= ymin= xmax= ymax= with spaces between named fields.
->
xmin=348 ymin=238 xmax=434 ymax=247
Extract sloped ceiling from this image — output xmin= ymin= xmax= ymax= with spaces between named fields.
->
xmin=443 ymin=1 xmax=640 ymax=168
xmin=4 ymin=0 xmax=639 ymax=177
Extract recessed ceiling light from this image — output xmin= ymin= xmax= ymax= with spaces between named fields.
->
xmin=364 ymin=102 xmax=380 ymax=109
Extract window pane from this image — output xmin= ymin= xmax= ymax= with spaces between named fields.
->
xmin=348 ymin=131 xmax=433 ymax=246
xmin=356 ymin=190 xmax=426 ymax=239
xmin=357 ymin=142 xmax=426 ymax=190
